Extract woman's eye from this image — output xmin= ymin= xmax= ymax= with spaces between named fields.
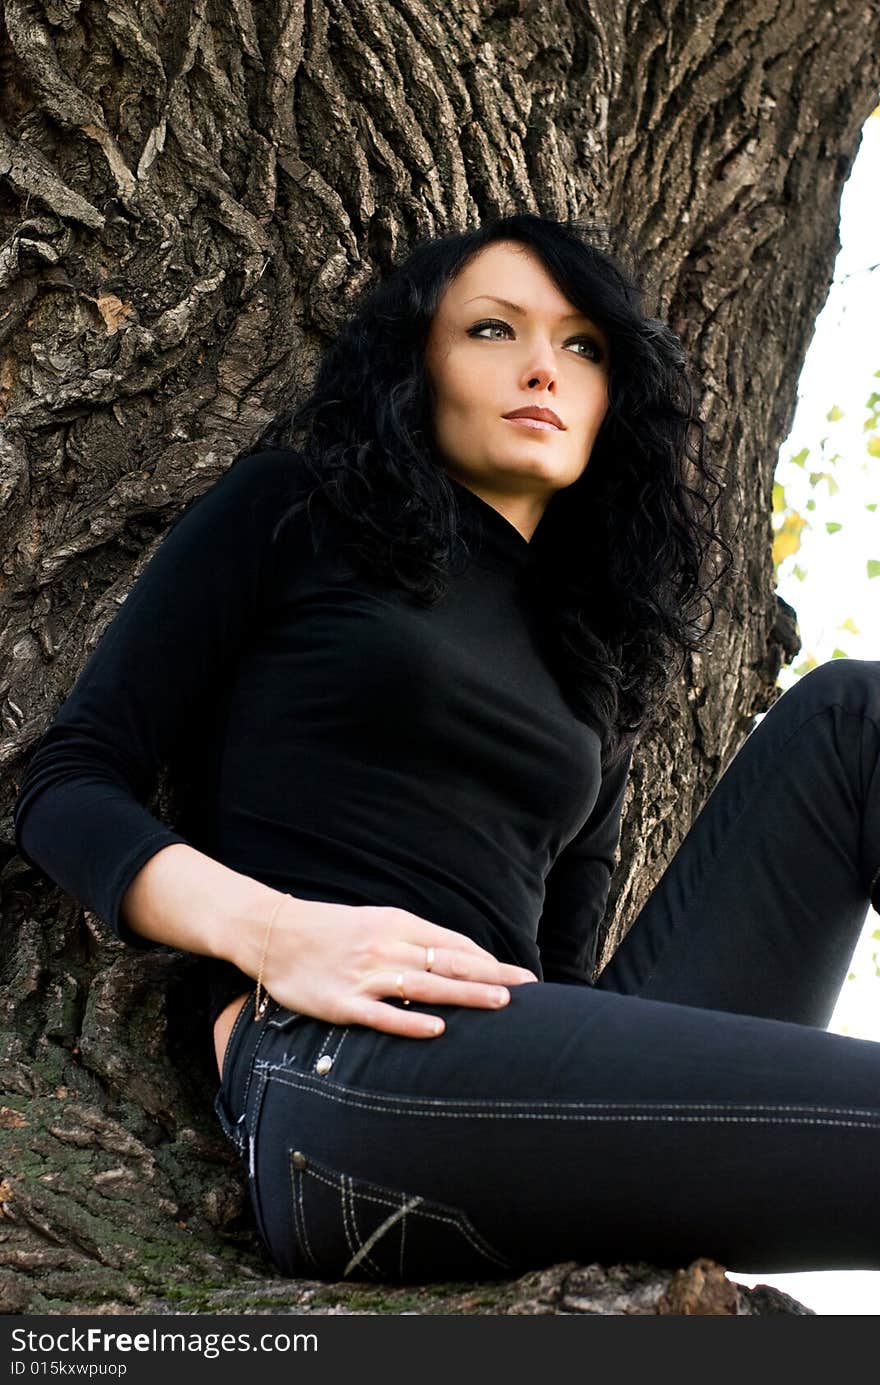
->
xmin=568 ymin=337 xmax=605 ymax=363
xmin=469 ymin=319 xmax=512 ymax=340
xmin=468 ymin=320 xmax=605 ymax=363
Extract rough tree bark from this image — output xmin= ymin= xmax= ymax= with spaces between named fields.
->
xmin=0 ymin=0 xmax=877 ymax=1315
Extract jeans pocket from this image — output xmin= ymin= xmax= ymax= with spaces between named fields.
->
xmin=287 ymin=1149 xmax=515 ymax=1284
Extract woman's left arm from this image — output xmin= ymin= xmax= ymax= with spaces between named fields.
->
xmin=536 ymin=744 xmax=633 ymax=986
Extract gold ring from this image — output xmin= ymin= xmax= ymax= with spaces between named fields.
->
xmin=395 ymin=971 xmax=410 ymax=1005
xmin=425 ymin=946 xmax=435 ymax=972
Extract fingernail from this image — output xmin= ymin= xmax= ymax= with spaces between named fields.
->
xmin=492 ymin=988 xmax=509 ymax=1005
xmin=429 ymin=1018 xmax=444 ymax=1035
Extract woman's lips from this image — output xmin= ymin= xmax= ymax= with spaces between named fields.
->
xmin=504 ymin=417 xmax=560 ymax=431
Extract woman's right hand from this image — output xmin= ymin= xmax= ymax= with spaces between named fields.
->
xmin=234 ymin=894 xmax=539 ymax=1038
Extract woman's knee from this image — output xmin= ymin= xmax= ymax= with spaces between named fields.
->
xmin=781 ymin=657 xmax=880 ymax=718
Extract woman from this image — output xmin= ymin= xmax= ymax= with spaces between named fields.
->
xmin=14 ymin=213 xmax=880 ymax=1286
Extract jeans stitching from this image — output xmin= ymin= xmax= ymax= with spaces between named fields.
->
xmin=213 ymin=1091 xmax=246 ymax=1155
xmin=339 ymin=1173 xmax=359 ymax=1268
xmin=255 ymin=1065 xmax=880 ymax=1122
xmin=315 ymin=1026 xmax=338 ymax=1064
xmin=343 ymin=1172 xmax=383 ymax=1278
xmin=345 ymin=1194 xmax=508 ymax=1277
xmin=295 ymin=1162 xmax=384 ymax=1280
xmin=344 ymin=1173 xmax=384 ymax=1279
xmin=267 ymin=1009 xmax=302 ymax=1030
xmin=344 ymin=1195 xmax=426 ymax=1280
xmin=292 ymin=1167 xmax=316 ymax=1270
xmin=296 ymin=1159 xmax=513 ymax=1267
xmin=248 ymin=1063 xmax=270 ymax=1181
xmin=258 ymin=1068 xmax=880 ymax=1129
xmin=239 ymin=1016 xmax=277 ymax=1121
xmin=216 ymin=989 xmax=262 ymax=1155
xmin=290 ymin=1161 xmax=318 ymax=1270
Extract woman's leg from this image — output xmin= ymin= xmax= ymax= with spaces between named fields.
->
xmin=598 ymin=658 xmax=880 ymax=1024
xmin=215 ymin=981 xmax=880 ymax=1283
xmin=212 ymin=659 xmax=880 ymax=1284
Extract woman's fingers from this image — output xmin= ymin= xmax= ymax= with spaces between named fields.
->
xmin=404 ymin=936 xmax=538 ymax=986
xmin=418 ymin=921 xmax=529 ymax=965
xmin=356 ymin=908 xmax=538 ymax=984
xmin=348 ymin=964 xmax=519 ymax=1039
xmin=346 ymin=996 xmax=448 ymax=1038
xmin=388 ymin=967 xmax=511 ymax=1011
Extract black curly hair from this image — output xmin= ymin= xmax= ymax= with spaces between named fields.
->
xmin=245 ymin=213 xmax=730 ymax=764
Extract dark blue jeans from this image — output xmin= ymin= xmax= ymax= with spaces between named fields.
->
xmin=214 ymin=659 xmax=880 ymax=1282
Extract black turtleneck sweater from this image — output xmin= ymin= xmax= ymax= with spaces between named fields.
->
xmin=13 ymin=449 xmax=631 ymax=1027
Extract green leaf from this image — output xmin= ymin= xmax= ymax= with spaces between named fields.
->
xmin=839 ymin=617 xmax=860 ymax=635
xmin=806 ymin=498 xmax=816 ymax=511
xmin=831 ymin=648 xmax=848 ymax=659
xmin=825 ymin=522 xmax=842 ymax=534
xmin=868 ymin=559 xmax=880 ymax=579
xmin=867 ymin=436 xmax=880 ymax=459
xmin=772 ymin=481 xmax=785 ymax=512
xmin=789 ymin=447 xmax=809 ymax=468
xmin=810 ymin=470 xmax=840 ymax=493
xmin=792 ymin=564 xmax=807 ymax=582
xmin=793 ymin=654 xmax=818 ymax=676
xmin=867 ymin=503 xmax=878 ymax=512
xmin=826 ymin=404 xmax=845 ymax=422
xmin=772 ymin=511 xmax=808 ymax=567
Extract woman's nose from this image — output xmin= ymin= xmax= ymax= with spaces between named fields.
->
xmin=521 ymin=343 xmax=558 ymax=392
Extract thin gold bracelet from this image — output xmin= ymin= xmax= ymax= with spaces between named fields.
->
xmin=254 ymin=894 xmax=286 ymax=1021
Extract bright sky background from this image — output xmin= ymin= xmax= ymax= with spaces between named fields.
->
xmin=726 ymin=108 xmax=880 ymax=1316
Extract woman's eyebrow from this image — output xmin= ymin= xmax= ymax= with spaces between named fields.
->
xmin=463 ymin=293 xmax=590 ymax=325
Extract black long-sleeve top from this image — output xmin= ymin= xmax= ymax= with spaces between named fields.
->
xmin=13 ymin=449 xmax=631 ymax=1027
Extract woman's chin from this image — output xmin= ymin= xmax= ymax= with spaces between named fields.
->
xmin=486 ymin=457 xmax=579 ymax=491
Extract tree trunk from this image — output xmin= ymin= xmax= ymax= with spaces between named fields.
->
xmin=1 ymin=0 xmax=877 ymax=1314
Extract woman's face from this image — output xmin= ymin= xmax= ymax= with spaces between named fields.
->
xmin=424 ymin=240 xmax=610 ymax=527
